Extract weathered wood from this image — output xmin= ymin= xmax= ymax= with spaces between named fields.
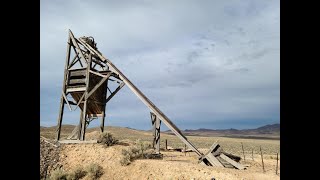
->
xmin=68 ymin=101 xmax=77 ymax=106
xmin=78 ymin=109 xmax=83 ymax=140
xmin=105 ymin=82 xmax=125 ymax=103
xmin=69 ymin=30 xmax=87 ymax=64
xmin=241 ymin=142 xmax=246 ymax=161
xmin=184 ymin=144 xmax=187 ymax=156
xmin=220 ymin=153 xmax=246 ymax=170
xmin=260 ymin=146 xmax=265 ymax=173
xmin=67 ymin=124 xmax=80 ymax=140
xmin=56 ymin=36 xmax=72 ymax=141
xmin=80 ymin=54 xmax=92 ymax=141
xmin=66 ymin=87 xmax=86 ymax=93
xmin=252 ymin=149 xmax=254 ymax=161
xmin=89 ymin=70 xmax=111 ymax=78
xmin=88 ymin=114 xmax=104 ymax=118
xmin=150 ymin=112 xmax=161 ymax=153
xmin=165 ymin=139 xmax=167 ymax=150
xmin=78 ymin=37 xmax=203 ymax=156
xmin=87 ymin=72 xmax=111 ymax=99
xmin=216 ymin=156 xmax=234 ymax=168
xmin=62 ymin=91 xmax=72 ymax=111
xmin=223 ymin=152 xmax=241 ymax=162
xmin=100 ymin=77 xmax=108 ymax=133
xmin=276 ymin=152 xmax=279 ymax=175
xmin=68 ymin=52 xmax=80 ymax=69
xmin=205 ymin=153 xmax=224 ymax=167
xmin=68 ymin=78 xmax=86 ymax=85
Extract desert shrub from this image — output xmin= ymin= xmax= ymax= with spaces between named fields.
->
xmin=120 ymin=139 xmax=154 ymax=166
xmin=67 ymin=166 xmax=87 ymax=180
xmin=49 ymin=168 xmax=68 ymax=180
xmin=120 ymin=152 xmax=131 ymax=166
xmin=85 ymin=163 xmax=104 ymax=179
xmin=97 ymin=132 xmax=118 ymax=146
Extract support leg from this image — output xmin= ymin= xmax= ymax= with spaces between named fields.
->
xmin=77 ymin=109 xmax=83 ymax=140
xmin=80 ymin=100 xmax=88 ymax=141
xmin=56 ymin=35 xmax=72 ymax=141
xmin=150 ymin=112 xmax=161 ymax=153
xmin=56 ymin=96 xmax=65 ymax=140
xmin=100 ymin=79 xmax=108 ymax=133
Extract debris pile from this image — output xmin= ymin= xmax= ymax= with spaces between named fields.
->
xmin=199 ymin=142 xmax=246 ymax=170
xmin=40 ymin=137 xmax=62 ymax=179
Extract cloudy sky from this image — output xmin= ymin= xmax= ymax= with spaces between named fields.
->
xmin=40 ymin=0 xmax=279 ymax=130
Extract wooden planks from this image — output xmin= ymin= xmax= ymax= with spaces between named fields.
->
xmin=220 ymin=153 xmax=246 ymax=170
xmin=205 ymin=153 xmax=224 ymax=167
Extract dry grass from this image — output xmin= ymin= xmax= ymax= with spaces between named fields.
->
xmin=47 ymin=164 xmax=103 ymax=180
xmin=41 ymin=125 xmax=280 ymax=158
xmin=97 ymin=132 xmax=118 ymax=146
xmin=120 ymin=139 xmax=155 ymax=166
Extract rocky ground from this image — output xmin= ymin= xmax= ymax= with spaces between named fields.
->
xmin=40 ymin=137 xmax=62 ymax=179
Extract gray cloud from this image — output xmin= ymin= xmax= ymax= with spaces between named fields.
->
xmin=41 ymin=0 xmax=279 ymax=130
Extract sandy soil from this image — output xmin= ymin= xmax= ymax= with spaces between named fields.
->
xmin=59 ymin=142 xmax=280 ymax=180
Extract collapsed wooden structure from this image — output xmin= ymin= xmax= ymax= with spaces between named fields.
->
xmin=56 ymin=30 xmax=244 ymax=169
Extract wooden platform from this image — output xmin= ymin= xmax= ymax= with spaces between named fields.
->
xmin=66 ymin=68 xmax=109 ymax=115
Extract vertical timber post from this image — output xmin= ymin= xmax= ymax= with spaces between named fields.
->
xmin=77 ymin=109 xmax=83 ymax=140
xmin=150 ymin=112 xmax=161 ymax=153
xmin=276 ymin=152 xmax=279 ymax=175
xmin=100 ymin=77 xmax=108 ymax=133
xmin=184 ymin=144 xmax=187 ymax=156
xmin=241 ymin=142 xmax=245 ymax=161
xmin=56 ymin=36 xmax=72 ymax=141
xmin=260 ymin=146 xmax=265 ymax=173
xmin=252 ymin=148 xmax=254 ymax=161
xmin=80 ymin=54 xmax=92 ymax=141
xmin=165 ymin=139 xmax=167 ymax=150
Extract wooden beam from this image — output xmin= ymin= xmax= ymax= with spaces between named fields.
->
xmin=105 ymin=82 xmax=125 ymax=103
xmin=68 ymin=52 xmax=80 ymax=69
xmin=66 ymin=87 xmax=86 ymax=93
xmin=78 ymin=37 xmax=203 ymax=156
xmin=68 ymin=79 xmax=86 ymax=85
xmin=220 ymin=153 xmax=245 ymax=170
xmin=88 ymin=114 xmax=104 ymax=118
xmin=56 ymin=35 xmax=72 ymax=141
xmin=62 ymin=91 xmax=72 ymax=111
xmin=100 ymin=77 xmax=108 ymax=133
xmin=69 ymin=30 xmax=87 ymax=65
xmin=89 ymin=70 xmax=111 ymax=78
xmin=80 ymin=53 xmax=92 ymax=141
xmin=68 ymin=101 xmax=77 ymax=106
xmin=69 ymin=69 xmax=86 ymax=77
xmin=205 ymin=153 xmax=224 ymax=167
xmin=87 ymin=72 xmax=112 ymax=99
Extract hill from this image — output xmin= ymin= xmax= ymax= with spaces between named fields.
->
xmin=165 ymin=124 xmax=280 ymax=139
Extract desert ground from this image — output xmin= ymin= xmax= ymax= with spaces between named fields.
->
xmin=40 ymin=125 xmax=280 ymax=180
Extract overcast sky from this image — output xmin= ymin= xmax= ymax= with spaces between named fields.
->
xmin=40 ymin=0 xmax=279 ymax=130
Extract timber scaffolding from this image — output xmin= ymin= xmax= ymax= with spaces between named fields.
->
xmin=56 ymin=30 xmax=245 ymax=169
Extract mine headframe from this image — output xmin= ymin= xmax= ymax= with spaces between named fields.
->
xmin=55 ymin=30 xmax=245 ymax=169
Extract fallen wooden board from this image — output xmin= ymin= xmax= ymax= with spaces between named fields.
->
xmin=205 ymin=153 xmax=224 ymax=167
xmin=220 ymin=153 xmax=246 ymax=170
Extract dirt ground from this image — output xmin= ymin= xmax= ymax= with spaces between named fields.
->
xmin=58 ymin=142 xmax=279 ymax=179
xmin=41 ymin=127 xmax=280 ymax=179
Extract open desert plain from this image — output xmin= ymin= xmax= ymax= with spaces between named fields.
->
xmin=40 ymin=125 xmax=280 ymax=180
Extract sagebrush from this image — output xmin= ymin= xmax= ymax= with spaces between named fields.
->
xmin=120 ymin=139 xmax=155 ymax=166
xmin=86 ymin=163 xmax=104 ymax=180
xmin=48 ymin=164 xmax=103 ymax=180
xmin=97 ymin=132 xmax=118 ymax=146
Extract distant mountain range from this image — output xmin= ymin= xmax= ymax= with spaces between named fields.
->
xmin=164 ymin=123 xmax=280 ymax=140
xmin=41 ymin=123 xmax=280 ymax=140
